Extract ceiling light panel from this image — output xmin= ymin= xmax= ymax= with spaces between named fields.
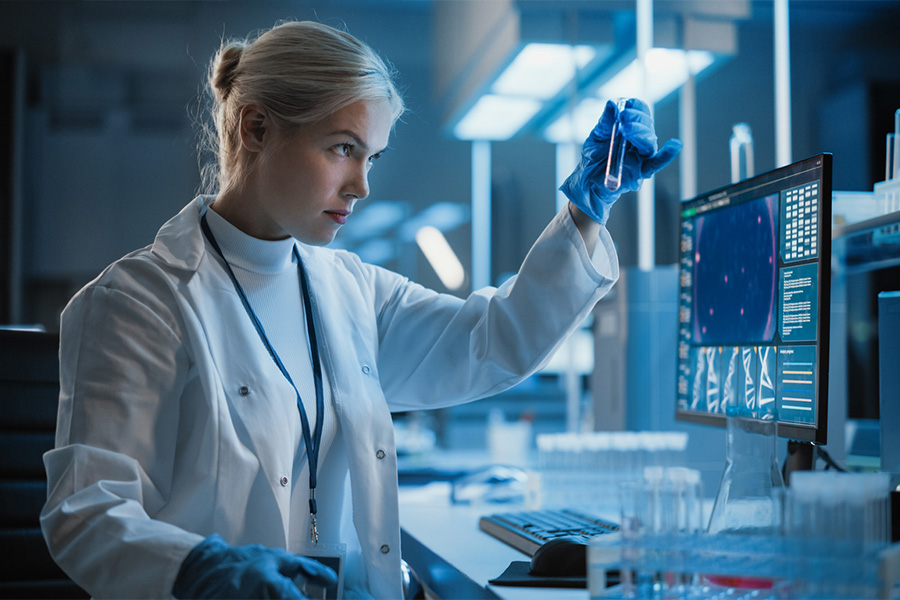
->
xmin=491 ymin=43 xmax=597 ymax=100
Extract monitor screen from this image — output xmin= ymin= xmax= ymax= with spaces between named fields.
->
xmin=675 ymin=154 xmax=832 ymax=444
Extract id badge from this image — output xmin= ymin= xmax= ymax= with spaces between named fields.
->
xmin=295 ymin=542 xmax=346 ymax=600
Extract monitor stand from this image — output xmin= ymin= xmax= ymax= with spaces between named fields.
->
xmin=782 ymin=440 xmax=816 ymax=486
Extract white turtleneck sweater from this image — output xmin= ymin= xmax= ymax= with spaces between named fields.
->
xmin=204 ymin=207 xmax=365 ymax=594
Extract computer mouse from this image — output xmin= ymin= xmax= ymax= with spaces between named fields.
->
xmin=528 ymin=536 xmax=587 ymax=577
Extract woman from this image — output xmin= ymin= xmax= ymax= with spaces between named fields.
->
xmin=40 ymin=20 xmax=680 ymax=599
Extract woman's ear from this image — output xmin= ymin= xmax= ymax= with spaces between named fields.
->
xmin=238 ymin=104 xmax=268 ymax=153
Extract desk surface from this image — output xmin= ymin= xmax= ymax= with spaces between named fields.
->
xmin=399 ymin=483 xmax=593 ymax=600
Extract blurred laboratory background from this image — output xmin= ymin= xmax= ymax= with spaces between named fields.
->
xmin=2 ymin=0 xmax=900 ymax=489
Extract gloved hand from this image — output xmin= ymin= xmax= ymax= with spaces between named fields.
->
xmin=560 ymin=98 xmax=683 ymax=225
xmin=172 ymin=534 xmax=338 ymax=599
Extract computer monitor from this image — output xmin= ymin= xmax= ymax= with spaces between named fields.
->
xmin=675 ymin=153 xmax=832 ymax=444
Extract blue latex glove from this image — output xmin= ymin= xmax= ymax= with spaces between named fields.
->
xmin=560 ymin=98 xmax=683 ymax=225
xmin=172 ymin=534 xmax=338 ymax=599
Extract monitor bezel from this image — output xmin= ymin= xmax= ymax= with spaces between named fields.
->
xmin=674 ymin=153 xmax=832 ymax=444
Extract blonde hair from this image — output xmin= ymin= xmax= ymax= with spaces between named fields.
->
xmin=200 ymin=20 xmax=405 ymax=195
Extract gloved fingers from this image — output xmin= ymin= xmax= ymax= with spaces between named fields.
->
xmin=639 ymin=138 xmax=684 ymax=178
xmin=619 ymin=110 xmax=658 ymax=156
xmin=624 ymin=97 xmax=651 ymax=115
xmin=616 ymin=139 xmax=682 ymax=194
xmin=584 ymin=99 xmax=619 ymax=148
xmin=259 ymin=576 xmax=305 ymax=599
xmin=279 ymin=555 xmax=339 ymax=588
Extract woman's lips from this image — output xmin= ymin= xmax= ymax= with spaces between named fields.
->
xmin=325 ymin=210 xmax=349 ymax=225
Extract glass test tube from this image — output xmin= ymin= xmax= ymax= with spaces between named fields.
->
xmin=604 ymin=98 xmax=628 ymax=192
xmin=894 ymin=108 xmax=900 ymax=182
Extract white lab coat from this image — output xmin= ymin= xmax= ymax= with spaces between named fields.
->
xmin=41 ymin=196 xmax=618 ymax=599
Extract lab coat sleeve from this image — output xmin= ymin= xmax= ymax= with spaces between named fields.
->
xmin=41 ymin=275 xmax=204 ymax=599
xmin=374 ymin=207 xmax=618 ymax=411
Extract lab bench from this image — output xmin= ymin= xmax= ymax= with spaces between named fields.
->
xmin=399 ymin=482 xmax=590 ymax=600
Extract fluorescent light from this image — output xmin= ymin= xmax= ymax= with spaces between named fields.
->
xmin=545 ymin=48 xmax=716 ymax=144
xmin=453 ymin=94 xmax=542 ymax=141
xmin=595 ymin=48 xmax=714 ymax=105
xmin=415 ymin=225 xmax=465 ymax=290
xmin=492 ymin=43 xmax=596 ymax=100
xmin=543 ymin=97 xmax=609 ymax=145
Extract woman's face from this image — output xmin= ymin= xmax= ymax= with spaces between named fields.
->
xmin=227 ymin=98 xmax=393 ymax=245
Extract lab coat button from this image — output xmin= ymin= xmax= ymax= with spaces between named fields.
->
xmin=239 ymin=386 xmax=250 ymax=396
xmin=376 ymin=449 xmax=386 ymax=459
xmin=380 ymin=544 xmax=390 ymax=554
xmin=361 ymin=365 xmax=371 ymax=375
xmin=280 ymin=476 xmax=289 ymax=487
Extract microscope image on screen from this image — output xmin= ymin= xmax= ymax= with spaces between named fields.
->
xmin=691 ymin=193 xmax=779 ymax=346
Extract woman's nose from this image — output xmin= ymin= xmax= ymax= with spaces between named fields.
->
xmin=346 ymin=162 xmax=370 ymax=200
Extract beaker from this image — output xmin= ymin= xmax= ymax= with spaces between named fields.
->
xmin=707 ymin=395 xmax=784 ymax=536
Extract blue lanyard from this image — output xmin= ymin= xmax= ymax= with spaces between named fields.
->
xmin=200 ymin=212 xmax=325 ymax=544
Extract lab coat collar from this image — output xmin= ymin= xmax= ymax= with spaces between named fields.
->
xmin=150 ymin=196 xmax=214 ymax=271
xmin=150 ymin=196 xmax=331 ymax=277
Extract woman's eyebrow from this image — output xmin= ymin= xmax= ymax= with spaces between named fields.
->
xmin=329 ymin=129 xmax=387 ymax=155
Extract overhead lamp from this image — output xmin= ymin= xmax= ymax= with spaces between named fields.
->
xmin=415 ymin=225 xmax=466 ymax=290
xmin=544 ymin=97 xmax=608 ymax=145
xmin=544 ymin=48 xmax=715 ymax=144
xmin=452 ymin=42 xmax=600 ymax=141
xmin=491 ymin=43 xmax=597 ymax=100
xmin=595 ymin=48 xmax=714 ymax=103
xmin=453 ymin=94 xmax=542 ymax=141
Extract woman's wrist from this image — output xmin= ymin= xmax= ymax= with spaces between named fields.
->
xmin=567 ymin=202 xmax=601 ymax=255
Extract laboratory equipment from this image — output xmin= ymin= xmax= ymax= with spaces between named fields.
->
xmin=834 ymin=209 xmax=900 ymax=459
xmin=880 ymin=292 xmax=900 ymax=483
xmin=784 ymin=471 xmax=892 ymax=598
xmin=560 ymin=97 xmax=679 ymax=225
xmin=675 ymin=153 xmax=833 ymax=449
xmin=616 ymin=467 xmax=705 ymax=599
xmin=895 ymin=108 xmax=900 ymax=181
xmin=888 ymin=133 xmax=895 ymax=181
xmin=706 ymin=389 xmax=783 ymax=536
xmin=532 ymin=431 xmax=688 ymax=509
xmin=604 ymin=98 xmax=628 ymax=191
xmin=586 ymin=470 xmax=898 ymax=599
xmin=729 ymin=122 xmax=755 ymax=183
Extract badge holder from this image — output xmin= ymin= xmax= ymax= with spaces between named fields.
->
xmin=295 ymin=542 xmax=346 ymax=600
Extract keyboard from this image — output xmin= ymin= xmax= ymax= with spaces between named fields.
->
xmin=479 ymin=508 xmax=619 ymax=556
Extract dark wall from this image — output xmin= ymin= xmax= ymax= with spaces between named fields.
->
xmin=2 ymin=0 xmax=900 ymax=329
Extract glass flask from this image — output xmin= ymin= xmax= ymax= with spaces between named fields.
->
xmin=707 ymin=353 xmax=784 ymax=536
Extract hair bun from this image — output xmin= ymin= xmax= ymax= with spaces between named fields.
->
xmin=212 ymin=43 xmax=244 ymax=102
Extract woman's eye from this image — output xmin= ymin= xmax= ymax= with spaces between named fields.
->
xmin=337 ymin=143 xmax=353 ymax=156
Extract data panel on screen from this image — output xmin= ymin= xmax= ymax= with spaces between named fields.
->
xmin=675 ymin=154 xmax=831 ymax=443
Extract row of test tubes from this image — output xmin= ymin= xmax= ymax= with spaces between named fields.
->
xmin=784 ymin=471 xmax=893 ymax=599
xmin=591 ymin=470 xmax=896 ymax=600
xmin=886 ymin=109 xmax=900 ymax=182
xmin=532 ymin=431 xmax=689 ymax=510
xmin=881 ymin=108 xmax=900 ymax=216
